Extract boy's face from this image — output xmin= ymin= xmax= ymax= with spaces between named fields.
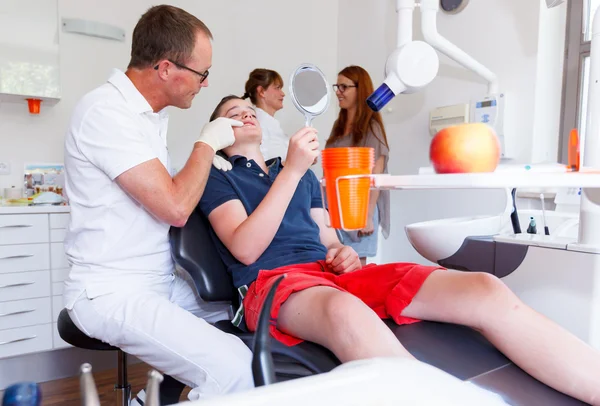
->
xmin=219 ymin=98 xmax=262 ymax=144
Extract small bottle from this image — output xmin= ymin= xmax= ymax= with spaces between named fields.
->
xmin=527 ymin=217 xmax=537 ymax=234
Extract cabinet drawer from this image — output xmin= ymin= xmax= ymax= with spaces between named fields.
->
xmin=51 ymin=295 xmax=64 ymax=323
xmin=0 ymin=298 xmax=52 ymax=330
xmin=0 ymin=271 xmax=51 ymax=302
xmin=0 ymin=244 xmax=50 ymax=274
xmin=50 ymin=243 xmax=68 ymax=269
xmin=52 ymin=282 xmax=64 ymax=296
xmin=0 ymin=214 xmax=49 ymax=245
xmin=52 ymin=323 xmax=71 ymax=349
xmin=51 ymin=267 xmax=69 ymax=283
xmin=0 ymin=324 xmax=53 ymax=359
xmin=50 ymin=229 xmax=67 ymax=243
xmin=49 ymin=214 xmax=70 ymax=230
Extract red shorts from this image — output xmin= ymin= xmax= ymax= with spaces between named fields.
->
xmin=243 ymin=261 xmax=442 ymax=346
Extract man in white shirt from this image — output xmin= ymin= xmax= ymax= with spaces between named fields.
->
xmin=63 ymin=5 xmax=253 ymax=401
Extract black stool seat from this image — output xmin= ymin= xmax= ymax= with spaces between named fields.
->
xmin=57 ymin=308 xmax=118 ymax=351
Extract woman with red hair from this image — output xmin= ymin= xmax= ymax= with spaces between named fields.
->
xmin=325 ymin=66 xmax=391 ymax=265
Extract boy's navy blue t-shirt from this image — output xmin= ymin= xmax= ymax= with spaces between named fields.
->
xmin=198 ymin=156 xmax=327 ymax=288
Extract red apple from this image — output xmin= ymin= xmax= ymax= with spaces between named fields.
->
xmin=430 ymin=123 xmax=500 ymax=174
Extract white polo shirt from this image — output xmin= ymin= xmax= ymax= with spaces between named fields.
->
xmin=63 ymin=69 xmax=174 ymax=308
xmin=256 ymin=107 xmax=289 ymax=161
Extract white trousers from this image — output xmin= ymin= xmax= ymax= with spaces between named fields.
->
xmin=67 ymin=271 xmax=254 ymax=401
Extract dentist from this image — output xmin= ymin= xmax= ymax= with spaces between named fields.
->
xmin=62 ymin=5 xmax=253 ymax=401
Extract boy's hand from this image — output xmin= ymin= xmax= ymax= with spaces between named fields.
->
xmin=284 ymin=127 xmax=319 ymax=177
xmin=325 ymin=245 xmax=361 ymax=274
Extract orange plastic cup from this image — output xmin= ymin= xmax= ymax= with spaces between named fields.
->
xmin=26 ymin=98 xmax=41 ymax=115
xmin=322 ymin=147 xmax=374 ymax=229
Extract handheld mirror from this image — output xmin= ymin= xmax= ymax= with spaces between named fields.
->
xmin=289 ymin=63 xmax=331 ymax=127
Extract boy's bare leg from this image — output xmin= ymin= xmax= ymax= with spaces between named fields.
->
xmin=278 ymin=286 xmax=412 ymax=362
xmin=401 ymin=270 xmax=600 ymax=405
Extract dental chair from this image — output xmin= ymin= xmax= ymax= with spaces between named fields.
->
xmin=169 ymin=207 xmax=587 ymax=406
xmin=169 ymin=209 xmax=341 ymax=381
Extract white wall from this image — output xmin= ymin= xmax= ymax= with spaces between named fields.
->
xmin=0 ymin=0 xmax=339 ymax=190
xmin=337 ymin=0 xmax=567 ymax=264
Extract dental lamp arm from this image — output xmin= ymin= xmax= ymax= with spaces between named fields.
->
xmin=397 ymin=0 xmax=416 ymax=47
xmin=368 ymin=0 xmax=499 ymax=112
xmin=420 ymin=0 xmax=499 ymax=94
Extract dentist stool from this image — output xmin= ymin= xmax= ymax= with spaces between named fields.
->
xmin=57 ymin=310 xmax=184 ymax=405
xmin=57 ymin=309 xmax=131 ymax=406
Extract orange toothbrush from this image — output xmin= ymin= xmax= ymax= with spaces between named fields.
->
xmin=568 ymin=128 xmax=580 ymax=171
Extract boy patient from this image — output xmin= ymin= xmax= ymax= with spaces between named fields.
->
xmin=198 ymin=95 xmax=600 ymax=405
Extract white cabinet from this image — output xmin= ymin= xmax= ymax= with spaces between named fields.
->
xmin=0 ymin=244 xmax=50 ymax=274
xmin=0 ymin=271 xmax=51 ymax=302
xmin=0 ymin=298 xmax=52 ymax=330
xmin=0 ymin=208 xmax=71 ymax=357
xmin=0 ymin=214 xmax=49 ymax=245
xmin=0 ymin=325 xmax=54 ymax=359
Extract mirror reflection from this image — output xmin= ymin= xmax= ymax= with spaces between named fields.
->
xmin=292 ymin=69 xmax=328 ymax=114
xmin=289 ymin=64 xmax=330 ymax=126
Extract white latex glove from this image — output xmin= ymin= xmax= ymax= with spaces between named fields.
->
xmin=196 ymin=117 xmax=243 ymax=152
xmin=212 ymin=155 xmax=233 ymax=171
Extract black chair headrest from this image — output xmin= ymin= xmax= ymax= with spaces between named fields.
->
xmin=170 ymin=207 xmax=234 ymax=302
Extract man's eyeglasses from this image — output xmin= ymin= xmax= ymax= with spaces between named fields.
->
xmin=154 ymin=59 xmax=209 ymax=84
xmin=333 ymin=84 xmax=357 ymax=93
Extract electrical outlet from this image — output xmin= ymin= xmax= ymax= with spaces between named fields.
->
xmin=0 ymin=161 xmax=11 ymax=175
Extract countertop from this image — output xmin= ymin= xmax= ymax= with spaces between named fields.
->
xmin=0 ymin=205 xmax=70 ymax=214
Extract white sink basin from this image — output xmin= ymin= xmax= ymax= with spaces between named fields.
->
xmin=405 ymin=208 xmax=579 ymax=264
xmin=405 ymin=215 xmax=508 ymax=264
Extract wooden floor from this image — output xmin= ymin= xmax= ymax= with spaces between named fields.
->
xmin=1 ymin=363 xmax=191 ymax=405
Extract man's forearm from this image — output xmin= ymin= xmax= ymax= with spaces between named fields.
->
xmin=171 ymin=142 xmax=215 ymax=219
xmin=230 ymin=167 xmax=303 ymax=264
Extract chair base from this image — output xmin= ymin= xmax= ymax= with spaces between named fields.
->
xmin=115 ymin=384 xmax=131 ymax=406
xmin=115 ymin=351 xmax=131 ymax=406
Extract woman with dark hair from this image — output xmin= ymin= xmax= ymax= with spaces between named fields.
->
xmin=243 ymin=68 xmax=289 ymax=161
xmin=326 ymin=66 xmax=391 ymax=265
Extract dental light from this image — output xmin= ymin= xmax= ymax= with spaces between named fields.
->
xmin=367 ymin=0 xmax=498 ymax=112
xmin=368 ymin=0 xmax=568 ymax=112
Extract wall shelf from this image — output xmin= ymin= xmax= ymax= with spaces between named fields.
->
xmin=0 ymin=0 xmax=61 ymax=110
xmin=0 ymin=93 xmax=60 ymax=106
xmin=370 ymin=172 xmax=600 ymax=190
